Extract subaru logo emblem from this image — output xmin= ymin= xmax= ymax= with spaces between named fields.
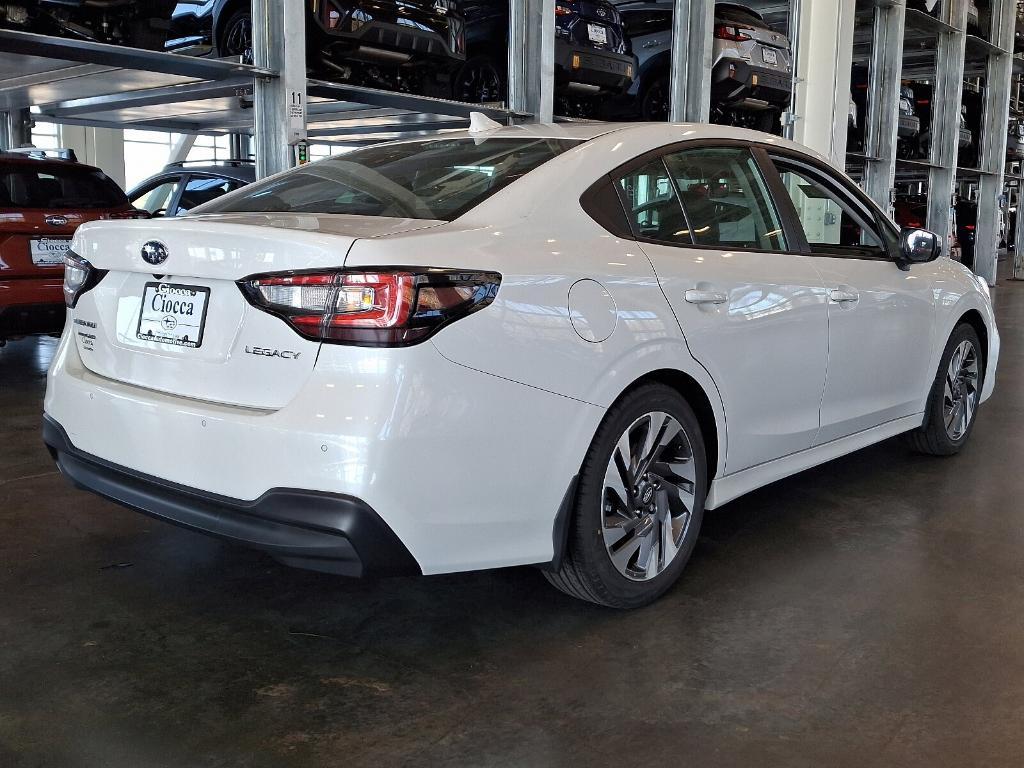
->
xmin=45 ymin=215 xmax=68 ymax=226
xmin=141 ymin=240 xmax=169 ymax=266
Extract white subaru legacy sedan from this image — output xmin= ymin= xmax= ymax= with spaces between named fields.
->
xmin=44 ymin=121 xmax=998 ymax=608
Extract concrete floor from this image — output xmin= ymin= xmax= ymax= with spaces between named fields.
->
xmin=2 ymin=278 xmax=1023 ymax=768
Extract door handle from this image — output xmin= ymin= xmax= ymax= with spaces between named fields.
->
xmin=829 ymin=288 xmax=859 ymax=303
xmin=684 ymin=289 xmax=728 ymax=305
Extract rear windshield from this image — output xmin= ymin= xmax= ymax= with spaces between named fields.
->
xmin=715 ymin=4 xmax=767 ymax=28
xmin=0 ymin=164 xmax=128 ymax=209
xmin=200 ymin=137 xmax=582 ymax=221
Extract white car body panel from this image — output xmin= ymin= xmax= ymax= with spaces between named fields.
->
xmin=44 ymin=122 xmax=1000 ymax=576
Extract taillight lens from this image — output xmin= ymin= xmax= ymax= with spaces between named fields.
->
xmin=239 ymin=268 xmax=501 ymax=347
xmin=714 ymin=24 xmax=752 ymax=41
xmin=63 ymin=251 xmax=106 ymax=308
xmin=555 ymin=5 xmax=573 ymax=15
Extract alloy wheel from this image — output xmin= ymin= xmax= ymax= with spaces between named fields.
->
xmin=943 ymin=339 xmax=979 ymax=441
xmin=223 ymin=15 xmax=253 ymax=63
xmin=455 ymin=61 xmax=502 ymax=104
xmin=601 ymin=411 xmax=697 ymax=582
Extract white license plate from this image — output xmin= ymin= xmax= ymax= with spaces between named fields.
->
xmin=761 ymin=47 xmax=779 ymax=65
xmin=588 ymin=23 xmax=608 ymax=45
xmin=900 ymin=97 xmax=913 ymax=111
xmin=136 ymin=282 xmax=210 ymax=349
xmin=29 ymin=237 xmax=71 ymax=267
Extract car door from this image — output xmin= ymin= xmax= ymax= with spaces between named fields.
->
xmin=766 ymin=152 xmax=937 ymax=444
xmin=615 ymin=143 xmax=830 ymax=473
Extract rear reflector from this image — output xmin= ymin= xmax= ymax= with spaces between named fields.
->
xmin=239 ymin=268 xmax=501 ymax=347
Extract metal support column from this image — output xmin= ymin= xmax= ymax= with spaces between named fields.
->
xmin=168 ymin=134 xmax=197 ymax=164
xmin=668 ymin=0 xmax=714 ymax=123
xmin=862 ymin=1 xmax=907 ymax=215
xmin=925 ymin=0 xmax=968 ymax=255
xmin=252 ymin=0 xmax=305 ymax=178
xmin=0 ymin=108 xmax=31 ymax=150
xmin=973 ymin=0 xmax=1015 ymax=284
xmin=229 ymin=133 xmax=252 ymax=160
xmin=508 ymin=0 xmax=555 ymax=122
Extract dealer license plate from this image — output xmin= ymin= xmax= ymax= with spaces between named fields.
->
xmin=29 ymin=237 xmax=71 ymax=267
xmin=136 ymin=282 xmax=210 ymax=349
xmin=588 ymin=23 xmax=608 ymax=45
xmin=761 ymin=47 xmax=779 ymax=65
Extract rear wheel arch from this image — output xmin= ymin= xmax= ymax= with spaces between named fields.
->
xmin=215 ymin=0 xmax=251 ymax=51
xmin=610 ymin=369 xmax=722 ymax=487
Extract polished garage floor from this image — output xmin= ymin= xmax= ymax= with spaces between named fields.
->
xmin=2 ymin=279 xmax=1023 ymax=768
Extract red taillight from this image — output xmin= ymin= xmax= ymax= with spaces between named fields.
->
xmin=239 ymin=268 xmax=501 ymax=347
xmin=908 ymin=220 xmax=923 ymax=228
xmin=714 ymin=24 xmax=752 ymax=41
xmin=965 ymin=224 xmax=975 ymax=231
xmin=555 ymin=5 xmax=573 ymax=15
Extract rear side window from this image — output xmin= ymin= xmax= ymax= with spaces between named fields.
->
xmin=201 ymin=137 xmax=581 ymax=221
xmin=0 ymin=165 xmax=127 ymax=209
xmin=616 ymin=159 xmax=689 ymax=244
xmin=663 ymin=146 xmax=786 ymax=251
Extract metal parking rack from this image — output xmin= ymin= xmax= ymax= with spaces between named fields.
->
xmin=0 ymin=0 xmax=1020 ymax=282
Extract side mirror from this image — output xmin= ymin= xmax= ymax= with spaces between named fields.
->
xmin=899 ymin=227 xmax=941 ymax=266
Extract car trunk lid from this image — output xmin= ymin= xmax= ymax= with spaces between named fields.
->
xmin=69 ymin=213 xmax=444 ymax=409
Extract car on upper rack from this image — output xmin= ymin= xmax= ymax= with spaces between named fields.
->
xmin=0 ymin=1 xmax=469 ymax=99
xmin=44 ymin=119 xmax=998 ymax=608
xmin=0 ymin=148 xmax=146 ymax=346
xmin=606 ymin=1 xmax=792 ymax=130
xmin=1007 ymin=116 xmax=1024 ymax=160
xmin=128 ymin=159 xmax=257 ymax=219
xmin=452 ymin=0 xmax=636 ymax=115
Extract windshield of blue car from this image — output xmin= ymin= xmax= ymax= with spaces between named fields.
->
xmin=199 ymin=137 xmax=583 ymax=221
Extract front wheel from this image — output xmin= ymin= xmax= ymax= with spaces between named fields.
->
xmin=640 ymin=75 xmax=670 ymax=121
xmin=545 ymin=384 xmax=707 ymax=608
xmin=905 ymin=323 xmax=984 ymax=456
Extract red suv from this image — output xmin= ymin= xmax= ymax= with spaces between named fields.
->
xmin=0 ymin=150 xmax=142 ymax=344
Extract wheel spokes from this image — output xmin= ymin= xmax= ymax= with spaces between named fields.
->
xmin=600 ymin=411 xmax=697 ymax=582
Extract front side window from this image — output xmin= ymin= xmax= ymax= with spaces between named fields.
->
xmin=663 ymin=147 xmax=787 ymax=251
xmin=175 ymin=175 xmax=242 ymax=215
xmin=131 ymin=177 xmax=182 ymax=218
xmin=774 ymin=159 xmax=887 ymax=258
xmin=616 ymin=159 xmax=689 ymax=244
xmin=199 ymin=138 xmax=581 ymax=221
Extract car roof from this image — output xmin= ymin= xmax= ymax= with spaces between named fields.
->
xmin=0 ymin=152 xmax=104 ymax=174
xmin=390 ymin=121 xmax=831 ymax=165
xmin=158 ymin=163 xmax=257 ymax=182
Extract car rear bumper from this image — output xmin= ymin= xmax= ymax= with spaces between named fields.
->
xmin=313 ymin=15 xmax=465 ymax=62
xmin=43 ymin=327 xmax=599 ymax=575
xmin=555 ymin=42 xmax=635 ymax=92
xmin=711 ymin=60 xmax=791 ymax=107
xmin=43 ymin=415 xmax=419 ymax=577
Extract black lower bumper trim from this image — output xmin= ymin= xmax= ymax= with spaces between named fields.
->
xmin=42 ymin=415 xmax=420 ymax=578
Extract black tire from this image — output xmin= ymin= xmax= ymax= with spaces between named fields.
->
xmin=640 ymin=74 xmax=670 ymax=122
xmin=545 ymin=384 xmax=708 ymax=609
xmin=451 ymin=56 xmax=505 ymax=104
xmin=217 ymin=9 xmax=253 ymax=63
xmin=904 ymin=323 xmax=984 ymax=456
